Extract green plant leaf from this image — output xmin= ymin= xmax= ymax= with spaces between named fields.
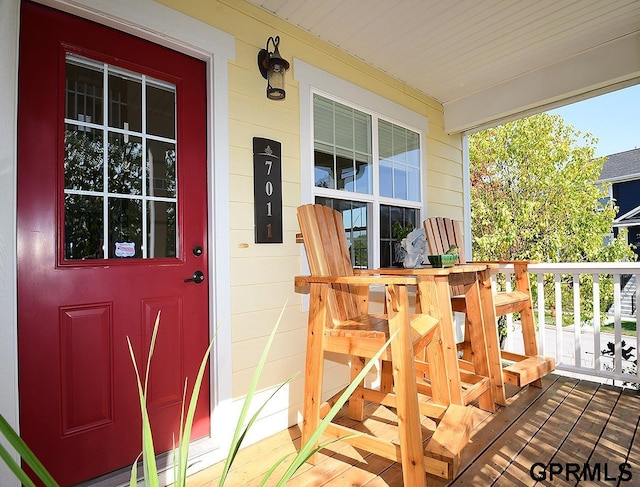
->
xmin=217 ymin=301 xmax=288 ymax=486
xmin=174 ymin=332 xmax=215 ymax=486
xmin=273 ymin=329 xmax=398 ymax=485
xmin=0 ymin=413 xmax=59 ymax=487
xmin=129 ymin=453 xmax=141 ymax=487
xmin=0 ymin=441 xmax=37 ymax=487
xmin=127 ymin=312 xmax=160 ymax=485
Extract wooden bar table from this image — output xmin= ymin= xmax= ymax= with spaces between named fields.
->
xmin=361 ymin=263 xmax=504 ymax=410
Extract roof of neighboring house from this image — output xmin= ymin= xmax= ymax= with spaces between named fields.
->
xmin=599 ymin=148 xmax=640 ymax=182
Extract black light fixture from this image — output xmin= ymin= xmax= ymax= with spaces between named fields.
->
xmin=257 ymin=36 xmax=290 ymax=100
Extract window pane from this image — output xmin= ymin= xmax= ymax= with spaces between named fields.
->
xmin=336 ymin=154 xmax=354 ymax=191
xmin=108 ymin=198 xmax=142 ymax=258
xmin=378 ymin=120 xmax=421 ymax=201
xmin=314 ymin=150 xmax=334 ymax=188
xmin=314 ymin=197 xmax=369 ymax=268
xmin=64 ymin=194 xmax=104 ymax=260
xmin=147 ymin=84 xmax=176 ymax=139
xmin=379 ymin=120 xmax=393 ymax=159
xmin=407 ymin=131 xmax=420 ymax=167
xmin=313 ymin=94 xmax=334 ymax=144
xmin=65 ymin=124 xmax=104 ymax=191
xmin=313 ymin=95 xmax=372 ymax=194
xmin=335 ymin=104 xmax=354 ymax=149
xmin=379 ymin=204 xmax=420 ymax=268
xmin=354 ymin=111 xmax=371 ymax=154
xmin=147 ymin=201 xmax=176 ymax=258
xmin=394 ymin=166 xmax=407 ymax=200
xmin=407 ymin=167 xmax=420 ymax=201
xmin=355 ymin=154 xmax=372 ymax=194
xmin=108 ymin=132 xmax=142 ymax=195
xmin=66 ymin=60 xmax=103 ymax=124
xmin=379 ymin=163 xmax=393 ymax=197
xmin=108 ymin=73 xmax=142 ymax=132
xmin=147 ymin=141 xmax=177 ymax=198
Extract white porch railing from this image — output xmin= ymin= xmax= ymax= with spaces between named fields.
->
xmin=496 ymin=262 xmax=640 ymax=388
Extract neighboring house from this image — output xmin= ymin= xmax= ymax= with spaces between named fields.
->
xmin=0 ymin=1 xmax=638 ymax=486
xmin=599 ymin=148 xmax=640 ymax=318
xmin=599 ymin=147 xmax=640 ymax=256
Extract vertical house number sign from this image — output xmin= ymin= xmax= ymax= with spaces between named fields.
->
xmin=253 ymin=137 xmax=283 ymax=243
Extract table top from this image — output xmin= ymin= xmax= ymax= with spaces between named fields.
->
xmin=362 ymin=262 xmax=488 ymax=276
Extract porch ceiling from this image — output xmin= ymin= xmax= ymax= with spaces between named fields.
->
xmin=246 ymin=0 xmax=640 ymax=134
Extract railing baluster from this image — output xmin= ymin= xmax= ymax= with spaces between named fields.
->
xmin=593 ymin=274 xmax=601 ymax=374
xmin=554 ymin=273 xmax=563 ymax=366
xmin=613 ymin=274 xmax=622 ymax=375
xmin=573 ymin=273 xmax=581 ymax=367
xmin=537 ymin=272 xmax=546 ymax=355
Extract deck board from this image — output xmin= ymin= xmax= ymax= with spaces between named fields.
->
xmin=183 ymin=375 xmax=640 ymax=486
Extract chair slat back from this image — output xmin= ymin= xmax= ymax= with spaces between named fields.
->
xmin=297 ymin=204 xmax=362 ymax=322
xmin=424 ymin=217 xmax=466 ymax=264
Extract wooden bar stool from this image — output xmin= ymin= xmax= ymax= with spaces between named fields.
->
xmin=295 ymin=204 xmax=475 ymax=483
xmin=424 ymin=217 xmax=555 ymax=406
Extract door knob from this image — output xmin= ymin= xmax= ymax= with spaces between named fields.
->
xmin=184 ymin=270 xmax=205 ymax=284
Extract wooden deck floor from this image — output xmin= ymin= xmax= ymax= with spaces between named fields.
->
xmin=185 ymin=374 xmax=640 ymax=486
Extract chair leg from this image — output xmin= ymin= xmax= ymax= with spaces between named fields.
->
xmin=380 ymin=360 xmax=394 ymax=393
xmin=463 ymin=277 xmax=495 ymax=412
xmin=302 ymin=284 xmax=327 ymax=465
xmin=515 ymin=263 xmax=542 ymax=387
xmin=479 ymin=269 xmax=507 ymax=405
xmin=348 ymin=356 xmax=366 ymax=421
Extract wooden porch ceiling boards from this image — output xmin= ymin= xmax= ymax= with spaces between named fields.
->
xmin=185 ymin=375 xmax=640 ymax=486
xmin=245 ymin=0 xmax=640 ymax=133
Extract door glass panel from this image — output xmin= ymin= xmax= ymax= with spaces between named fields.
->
xmin=64 ymin=194 xmax=104 ymax=260
xmin=108 ymin=72 xmax=142 ymax=132
xmin=108 ymin=198 xmax=142 ymax=258
xmin=147 ymin=141 xmax=176 ymax=198
xmin=147 ymin=201 xmax=177 ymax=258
xmin=64 ymin=53 xmax=178 ymax=260
xmin=108 ymin=132 xmax=143 ymax=195
xmin=64 ymin=124 xmax=104 ymax=191
xmin=66 ymin=61 xmax=103 ymax=124
xmin=147 ymin=85 xmax=175 ymax=139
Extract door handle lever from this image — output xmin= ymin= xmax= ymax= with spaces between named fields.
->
xmin=184 ymin=270 xmax=205 ymax=284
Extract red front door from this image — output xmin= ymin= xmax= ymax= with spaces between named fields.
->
xmin=17 ymin=2 xmax=211 ymax=485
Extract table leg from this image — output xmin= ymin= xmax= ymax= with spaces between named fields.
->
xmin=386 ymin=284 xmax=427 ymax=487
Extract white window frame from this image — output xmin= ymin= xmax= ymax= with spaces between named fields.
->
xmin=296 ymin=60 xmax=428 ymax=269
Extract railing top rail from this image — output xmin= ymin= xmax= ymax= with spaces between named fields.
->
xmin=494 ymin=262 xmax=640 ymax=274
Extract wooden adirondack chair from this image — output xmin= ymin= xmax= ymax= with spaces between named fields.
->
xmin=424 ymin=217 xmax=555 ymax=405
xmin=295 ymin=204 xmax=475 ymax=483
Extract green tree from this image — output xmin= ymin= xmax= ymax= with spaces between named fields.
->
xmin=469 ymin=113 xmax=636 ymax=324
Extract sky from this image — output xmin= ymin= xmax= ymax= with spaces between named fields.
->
xmin=547 ymin=84 xmax=640 ymax=158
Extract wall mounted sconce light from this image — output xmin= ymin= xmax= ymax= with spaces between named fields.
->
xmin=257 ymin=36 xmax=290 ymax=100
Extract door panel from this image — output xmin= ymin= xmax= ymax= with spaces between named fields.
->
xmin=17 ymin=2 xmax=210 ymax=485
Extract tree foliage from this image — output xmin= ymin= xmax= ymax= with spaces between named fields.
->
xmin=469 ymin=113 xmax=634 ymax=263
xmin=469 ymin=113 xmax=636 ymax=324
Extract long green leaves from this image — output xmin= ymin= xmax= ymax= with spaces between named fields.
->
xmin=217 ymin=302 xmax=289 ymax=486
xmin=127 ymin=313 xmax=160 ymax=487
xmin=0 ymin=414 xmax=59 ymax=487
xmin=127 ymin=311 xmax=214 ymax=487
xmin=270 ymin=330 xmax=398 ymax=486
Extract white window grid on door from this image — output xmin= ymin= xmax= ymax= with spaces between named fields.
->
xmin=64 ymin=53 xmax=178 ymax=259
